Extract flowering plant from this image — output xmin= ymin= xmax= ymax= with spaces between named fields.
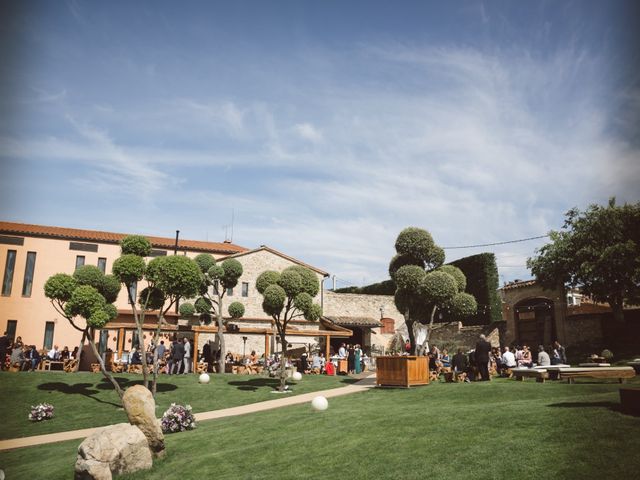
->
xmin=29 ymin=403 xmax=54 ymax=422
xmin=161 ymin=403 xmax=196 ymax=433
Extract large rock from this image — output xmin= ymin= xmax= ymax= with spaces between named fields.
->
xmin=74 ymin=423 xmax=152 ymax=480
xmin=122 ymin=385 xmax=165 ymax=457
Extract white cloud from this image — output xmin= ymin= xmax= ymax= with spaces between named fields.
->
xmin=293 ymin=122 xmax=323 ymax=143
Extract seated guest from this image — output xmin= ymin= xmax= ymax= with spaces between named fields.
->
xmin=71 ymin=346 xmax=79 ymax=359
xmin=428 ymin=346 xmax=441 ymax=374
xmin=519 ymin=345 xmax=533 ymax=368
xmin=298 ymin=353 xmax=310 ymax=374
xmin=452 ymin=348 xmax=467 ymax=374
xmin=501 ymin=346 xmax=517 ymax=369
xmin=225 ymin=351 xmax=235 ymax=363
xmin=537 ymin=345 xmax=551 ymax=366
xmin=60 ymin=346 xmax=70 ymax=361
xmin=47 ymin=345 xmax=60 ymax=361
xmin=440 ymin=349 xmax=451 ymax=369
xmin=311 ymin=352 xmax=323 ymax=373
xmin=24 ymin=345 xmax=41 ymax=371
xmin=130 ymin=349 xmax=142 ymax=365
xmin=248 ymin=350 xmax=258 ymax=365
xmin=10 ymin=345 xmax=25 ymax=370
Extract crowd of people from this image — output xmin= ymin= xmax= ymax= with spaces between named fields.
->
xmin=419 ymin=336 xmax=568 ymax=382
xmin=0 ymin=331 xmax=77 ymax=372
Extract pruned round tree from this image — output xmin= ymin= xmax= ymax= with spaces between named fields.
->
xmin=256 ymin=266 xmax=322 ymax=391
xmin=390 ymin=227 xmax=477 ymax=354
xmin=112 ymin=236 xmax=203 ymax=395
xmin=191 ymin=253 xmax=244 ymax=374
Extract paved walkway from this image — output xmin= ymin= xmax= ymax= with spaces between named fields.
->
xmin=0 ymin=374 xmax=376 ymax=451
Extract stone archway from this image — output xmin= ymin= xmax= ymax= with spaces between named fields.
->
xmin=514 ymin=297 xmax=556 ymax=347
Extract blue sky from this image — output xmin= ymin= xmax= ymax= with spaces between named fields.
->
xmin=1 ymin=0 xmax=639 ymax=288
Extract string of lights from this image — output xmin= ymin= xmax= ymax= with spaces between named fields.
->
xmin=442 ymin=234 xmax=549 ymax=250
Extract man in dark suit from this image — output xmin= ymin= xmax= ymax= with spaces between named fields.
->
xmin=475 ymin=334 xmax=492 ymax=381
xmin=171 ymin=338 xmax=185 ymax=374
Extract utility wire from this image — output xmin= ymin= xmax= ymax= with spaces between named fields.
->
xmin=442 ymin=234 xmax=549 ymax=250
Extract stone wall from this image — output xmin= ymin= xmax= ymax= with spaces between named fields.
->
xmin=323 ymin=291 xmax=405 ymax=351
xmin=428 ymin=322 xmax=502 ymax=351
xmin=218 ymin=248 xmax=326 ymax=319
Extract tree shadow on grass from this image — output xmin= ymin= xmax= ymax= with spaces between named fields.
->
xmin=228 ymin=378 xmax=281 ymax=391
xmin=37 ymin=382 xmax=120 ymax=408
xmin=340 ymin=378 xmax=360 ymax=385
xmin=94 ymin=376 xmax=178 ymax=393
xmin=547 ymin=401 xmax=640 ymax=417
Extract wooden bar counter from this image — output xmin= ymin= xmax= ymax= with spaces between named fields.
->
xmin=376 ymin=356 xmax=429 ymax=387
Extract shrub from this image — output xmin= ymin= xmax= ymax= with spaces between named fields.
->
xmin=161 ymin=403 xmax=196 ymax=433
xmin=44 ymin=273 xmax=78 ymax=302
xmin=228 ymin=301 xmax=245 ymax=318
xmin=120 ymin=235 xmax=152 ymax=257
xmin=179 ymin=302 xmax=196 ymax=317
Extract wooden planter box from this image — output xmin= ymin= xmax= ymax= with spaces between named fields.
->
xmin=375 ymin=356 xmax=429 ymax=387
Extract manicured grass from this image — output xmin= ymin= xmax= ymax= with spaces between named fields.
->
xmin=0 ymin=371 xmax=354 ymax=440
xmin=1 ymin=376 xmax=639 ymax=479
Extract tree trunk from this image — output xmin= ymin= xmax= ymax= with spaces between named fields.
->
xmin=151 ymin=318 xmax=163 ymax=397
xmin=87 ymin=328 xmax=124 ymax=400
xmin=216 ymin=292 xmax=225 ymax=374
xmin=279 ymin=332 xmax=289 ymax=392
xmin=611 ymin=300 xmax=625 ymax=324
xmin=74 ymin=331 xmax=86 ymax=372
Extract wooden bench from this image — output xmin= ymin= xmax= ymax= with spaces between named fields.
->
xmin=628 ymin=361 xmax=640 ymax=374
xmin=512 ymin=368 xmax=549 ymax=383
xmin=558 ymin=367 xmax=636 ymax=384
xmin=578 ymin=363 xmax=611 ymax=367
xmin=42 ymin=360 xmax=65 ymax=371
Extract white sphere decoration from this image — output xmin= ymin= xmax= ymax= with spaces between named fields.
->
xmin=292 ymin=371 xmax=302 ymax=381
xmin=311 ymin=395 xmax=328 ymax=411
xmin=198 ymin=373 xmax=210 ymax=384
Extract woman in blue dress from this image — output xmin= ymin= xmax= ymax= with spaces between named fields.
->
xmin=354 ymin=344 xmax=362 ymax=374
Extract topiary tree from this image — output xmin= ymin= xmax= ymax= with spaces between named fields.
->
xmin=112 ymin=236 xmax=202 ymax=394
xmin=44 ymin=269 xmax=123 ymax=397
xmin=390 ymin=227 xmax=477 ymax=355
xmin=190 ymin=254 xmax=244 ymax=374
xmin=256 ymin=266 xmax=322 ymax=391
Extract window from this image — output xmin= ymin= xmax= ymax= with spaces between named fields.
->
xmin=241 ymin=282 xmax=249 ymax=297
xmin=2 ymin=250 xmax=16 ymax=296
xmin=6 ymin=320 xmax=17 ymax=341
xmin=75 ymin=255 xmax=85 ymax=270
xmin=69 ymin=242 xmax=98 ymax=252
xmin=43 ymin=321 xmax=55 ymax=350
xmin=226 ymin=287 xmax=234 ymax=296
xmin=128 ymin=282 xmax=137 ymax=304
xmin=22 ymin=252 xmax=37 ymax=297
xmin=97 ymin=257 xmax=107 ymax=273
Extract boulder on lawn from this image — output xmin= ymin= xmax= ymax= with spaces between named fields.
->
xmin=74 ymin=423 xmax=152 ymax=480
xmin=122 ymin=384 xmax=165 ymax=457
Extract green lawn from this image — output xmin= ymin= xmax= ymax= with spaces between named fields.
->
xmin=1 ymin=374 xmax=639 ymax=479
xmin=0 ymin=371 xmax=354 ymax=440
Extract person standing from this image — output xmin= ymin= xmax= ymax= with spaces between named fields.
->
xmin=183 ymin=337 xmax=192 ymax=374
xmin=347 ymin=344 xmax=355 ymax=374
xmin=354 ymin=344 xmax=362 ymax=374
xmin=552 ymin=340 xmax=567 ymax=365
xmin=475 ymin=334 xmax=492 ymax=381
xmin=170 ymin=337 xmax=184 ymax=374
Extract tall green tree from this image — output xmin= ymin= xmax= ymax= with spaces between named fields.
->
xmin=44 ymin=267 xmax=122 ymax=397
xmin=390 ymin=227 xmax=477 ymax=354
xmin=527 ymin=198 xmax=640 ymax=323
xmin=112 ymin=236 xmax=202 ymax=394
xmin=182 ymin=253 xmax=244 ymax=374
xmin=256 ymin=266 xmax=322 ymax=392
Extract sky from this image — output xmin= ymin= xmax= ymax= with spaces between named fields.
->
xmin=1 ymin=0 xmax=639 ymax=288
